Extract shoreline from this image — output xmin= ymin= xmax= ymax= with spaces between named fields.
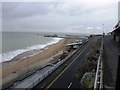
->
xmin=1 ymin=37 xmax=76 ymax=87
xmin=2 ymin=38 xmax=65 ymax=68
xmin=1 ymin=37 xmax=63 ymax=63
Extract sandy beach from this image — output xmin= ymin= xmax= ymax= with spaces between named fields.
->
xmin=1 ymin=37 xmax=76 ymax=88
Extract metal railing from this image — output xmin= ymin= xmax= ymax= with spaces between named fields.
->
xmin=94 ymin=38 xmax=103 ymax=90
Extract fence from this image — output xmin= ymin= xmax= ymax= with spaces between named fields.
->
xmin=94 ymin=38 xmax=103 ymax=90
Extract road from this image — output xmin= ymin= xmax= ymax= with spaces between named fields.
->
xmin=32 ymin=36 xmax=100 ymax=89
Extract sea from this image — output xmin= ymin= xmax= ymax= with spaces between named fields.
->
xmin=1 ymin=32 xmax=63 ymax=63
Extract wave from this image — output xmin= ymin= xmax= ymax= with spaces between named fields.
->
xmin=0 ymin=38 xmax=63 ymax=63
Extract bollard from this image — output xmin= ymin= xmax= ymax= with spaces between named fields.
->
xmin=115 ymin=54 xmax=120 ymax=90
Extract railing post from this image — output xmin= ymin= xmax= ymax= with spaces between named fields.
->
xmin=115 ymin=54 xmax=120 ymax=90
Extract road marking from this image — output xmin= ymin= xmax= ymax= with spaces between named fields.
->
xmin=68 ymin=83 xmax=72 ymax=88
xmin=45 ymin=40 xmax=91 ymax=89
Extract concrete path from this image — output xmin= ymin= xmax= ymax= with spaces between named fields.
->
xmin=103 ymin=35 xmax=119 ymax=90
xmin=14 ymin=66 xmax=52 ymax=89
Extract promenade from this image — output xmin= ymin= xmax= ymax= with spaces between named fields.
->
xmin=5 ymin=35 xmax=118 ymax=89
xmin=103 ymin=35 xmax=119 ymax=90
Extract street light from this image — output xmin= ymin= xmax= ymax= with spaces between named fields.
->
xmin=103 ymin=24 xmax=104 ymax=33
xmin=102 ymin=24 xmax=105 ymax=36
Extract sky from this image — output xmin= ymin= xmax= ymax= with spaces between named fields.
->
xmin=1 ymin=0 xmax=120 ymax=34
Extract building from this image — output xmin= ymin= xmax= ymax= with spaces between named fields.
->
xmin=111 ymin=21 xmax=120 ymax=42
xmin=111 ymin=25 xmax=120 ymax=42
xmin=111 ymin=2 xmax=120 ymax=42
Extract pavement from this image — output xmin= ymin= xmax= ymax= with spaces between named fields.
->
xmin=32 ymin=36 xmax=100 ymax=89
xmin=14 ymin=66 xmax=53 ymax=89
xmin=103 ymin=35 xmax=119 ymax=90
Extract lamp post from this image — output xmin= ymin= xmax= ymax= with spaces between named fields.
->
xmin=102 ymin=24 xmax=105 ymax=36
xmin=103 ymin=24 xmax=104 ymax=33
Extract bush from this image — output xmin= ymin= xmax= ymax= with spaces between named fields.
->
xmin=76 ymin=38 xmax=102 ymax=86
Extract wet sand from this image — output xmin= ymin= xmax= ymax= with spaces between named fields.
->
xmin=1 ymin=38 xmax=76 ymax=88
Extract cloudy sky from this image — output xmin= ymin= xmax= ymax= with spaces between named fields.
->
xmin=2 ymin=0 xmax=119 ymax=34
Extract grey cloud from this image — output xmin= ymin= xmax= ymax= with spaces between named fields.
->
xmin=2 ymin=1 xmax=118 ymax=34
xmin=2 ymin=2 xmax=54 ymax=20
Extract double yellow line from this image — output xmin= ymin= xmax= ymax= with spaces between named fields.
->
xmin=44 ymin=40 xmax=91 ymax=89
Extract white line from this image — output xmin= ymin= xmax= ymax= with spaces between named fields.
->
xmin=67 ymin=83 xmax=72 ymax=88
